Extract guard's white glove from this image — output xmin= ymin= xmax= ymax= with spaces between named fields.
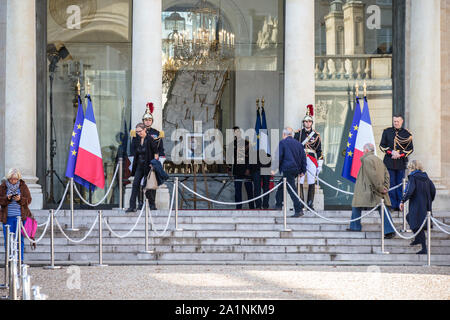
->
xmin=159 ymin=156 xmax=166 ymax=166
xmin=317 ymin=160 xmax=323 ymax=175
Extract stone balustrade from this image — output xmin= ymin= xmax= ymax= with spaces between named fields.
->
xmin=315 ymin=54 xmax=392 ymax=81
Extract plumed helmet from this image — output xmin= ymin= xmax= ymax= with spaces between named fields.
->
xmin=142 ymin=102 xmax=154 ymax=121
xmin=303 ymin=104 xmax=314 ymax=123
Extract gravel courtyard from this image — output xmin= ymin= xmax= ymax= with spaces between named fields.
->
xmin=1 ymin=265 xmax=449 ymax=300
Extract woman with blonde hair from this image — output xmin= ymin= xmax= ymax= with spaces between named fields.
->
xmin=0 ymin=168 xmax=33 ymax=258
xmin=400 ymin=160 xmax=436 ymax=254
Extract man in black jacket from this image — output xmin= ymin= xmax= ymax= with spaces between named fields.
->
xmin=380 ymin=115 xmax=414 ymax=211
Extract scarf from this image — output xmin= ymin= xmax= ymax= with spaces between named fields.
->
xmin=5 ymin=180 xmax=20 ymax=197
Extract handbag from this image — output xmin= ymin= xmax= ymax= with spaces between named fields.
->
xmin=145 ymin=169 xmax=158 ymax=190
xmin=21 ymin=217 xmax=37 ymax=250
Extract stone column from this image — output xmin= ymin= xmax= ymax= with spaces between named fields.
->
xmin=408 ymin=0 xmax=441 ymax=178
xmin=343 ymin=0 xmax=365 ymax=55
xmin=127 ymin=0 xmax=166 ymax=209
xmin=325 ymin=1 xmax=345 ymax=55
xmin=131 ymin=0 xmax=162 ymax=130
xmin=284 ymin=0 xmax=315 ymax=129
xmin=5 ymin=0 xmax=43 ymax=209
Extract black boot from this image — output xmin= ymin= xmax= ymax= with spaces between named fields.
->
xmin=307 ymin=184 xmax=315 ymax=210
xmin=299 ymin=184 xmax=305 ymax=203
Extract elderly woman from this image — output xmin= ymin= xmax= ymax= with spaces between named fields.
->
xmin=0 ymin=168 xmax=33 ymax=258
xmin=400 ymin=160 xmax=436 ymax=254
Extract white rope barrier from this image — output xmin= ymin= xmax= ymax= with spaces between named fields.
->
xmin=36 ymin=182 xmax=71 ymax=228
xmin=180 ymin=181 xmax=282 ymax=206
xmin=305 ymin=168 xmax=403 ymax=195
xmin=148 ymin=184 xmax=175 ymax=237
xmin=431 ymin=217 xmax=450 ymax=235
xmin=384 ymin=206 xmax=428 ymax=240
xmin=103 ymin=205 xmax=145 ymax=239
xmin=54 ymin=215 xmax=99 ymax=244
xmin=286 ymin=183 xmax=380 ymax=223
xmin=73 ymin=163 xmax=120 ymax=207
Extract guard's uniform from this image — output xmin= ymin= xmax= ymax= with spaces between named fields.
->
xmin=293 ymin=104 xmax=324 ymax=210
xmin=294 ymin=128 xmax=323 ymax=185
xmin=380 ymin=127 xmax=414 ymax=209
xmin=146 ymin=127 xmax=165 ymax=158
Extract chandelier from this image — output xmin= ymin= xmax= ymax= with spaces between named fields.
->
xmin=163 ymin=0 xmax=235 ymax=64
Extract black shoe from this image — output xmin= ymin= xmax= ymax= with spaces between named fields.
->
xmin=410 ymin=239 xmax=420 ymax=246
xmin=291 ymin=211 xmax=304 ymax=218
xmin=137 ymin=203 xmax=143 ymax=210
xmin=417 ymin=248 xmax=427 ymax=255
xmin=384 ymin=232 xmax=396 ymax=239
xmin=274 ymin=204 xmax=282 ymax=210
xmin=346 ymin=228 xmax=361 ymax=232
xmin=150 ymin=205 xmax=157 ymax=210
xmin=125 ymin=208 xmax=136 ymax=213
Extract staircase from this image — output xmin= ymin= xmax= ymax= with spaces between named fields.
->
xmin=1 ymin=209 xmax=449 ymax=266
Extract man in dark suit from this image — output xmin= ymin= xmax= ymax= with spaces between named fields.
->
xmin=272 ymin=127 xmax=307 ymax=217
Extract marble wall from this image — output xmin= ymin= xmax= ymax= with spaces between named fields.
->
xmin=0 ymin=0 xmax=6 ymax=179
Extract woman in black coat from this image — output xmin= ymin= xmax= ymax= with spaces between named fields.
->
xmin=126 ymin=123 xmax=159 ymax=213
xmin=400 ymin=160 xmax=436 ymax=254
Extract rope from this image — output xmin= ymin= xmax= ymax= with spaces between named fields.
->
xmin=37 ymin=182 xmax=71 ymax=228
xmin=431 ymin=217 xmax=450 ymax=235
xmin=148 ymin=184 xmax=175 ymax=237
xmin=73 ymin=163 xmax=120 ymax=207
xmin=103 ymin=205 xmax=145 ymax=239
xmin=305 ymin=168 xmax=403 ymax=195
xmin=54 ymin=215 xmax=99 ymax=243
xmin=286 ymin=183 xmax=380 ymax=223
xmin=384 ymin=207 xmax=428 ymax=240
xmin=179 ymin=181 xmax=282 ymax=206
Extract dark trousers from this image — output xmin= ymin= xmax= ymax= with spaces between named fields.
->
xmin=349 ymin=207 xmax=395 ymax=234
xmin=129 ymin=165 xmax=146 ymax=209
xmin=251 ymin=171 xmax=262 ymax=209
xmin=413 ymin=227 xmax=427 ymax=250
xmin=234 ymin=175 xmax=254 ymax=209
xmin=145 ymin=189 xmax=156 ymax=207
xmin=275 ymin=170 xmax=303 ymax=214
xmin=261 ymin=175 xmax=270 ymax=209
xmin=388 ymin=169 xmax=405 ymax=210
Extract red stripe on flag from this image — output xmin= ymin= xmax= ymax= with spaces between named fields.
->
xmin=75 ymin=148 xmax=105 ymax=189
xmin=350 ymin=148 xmax=364 ymax=179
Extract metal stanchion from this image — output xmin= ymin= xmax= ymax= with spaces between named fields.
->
xmin=427 ymin=211 xmax=431 ymax=267
xmin=94 ymin=210 xmax=108 ymax=267
xmin=16 ymin=217 xmax=22 ymax=278
xmin=22 ymin=264 xmax=31 ymax=300
xmin=9 ymin=233 xmax=17 ymax=300
xmin=380 ymin=199 xmax=389 ymax=254
xmin=175 ymin=178 xmax=183 ymax=231
xmin=44 ymin=210 xmax=61 ymax=270
xmin=283 ymin=178 xmax=291 ymax=232
xmin=119 ymin=157 xmax=123 ymax=210
xmin=0 ymin=225 xmax=10 ymax=290
xmin=141 ymin=200 xmax=153 ymax=253
xmin=66 ymin=178 xmax=79 ymax=232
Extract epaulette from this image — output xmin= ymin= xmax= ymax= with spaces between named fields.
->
xmin=130 ymin=129 xmax=136 ymax=138
xmin=159 ymin=130 xmax=165 ymax=139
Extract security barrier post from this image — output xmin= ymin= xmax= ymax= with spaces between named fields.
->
xmin=142 ymin=200 xmax=153 ymax=253
xmin=119 ymin=157 xmax=123 ymax=210
xmin=44 ymin=210 xmax=61 ymax=270
xmin=66 ymin=178 xmax=79 ymax=232
xmin=0 ymin=225 xmax=10 ymax=289
xmin=9 ymin=233 xmax=17 ymax=300
xmin=175 ymin=178 xmax=183 ymax=231
xmin=16 ymin=217 xmax=22 ymax=278
xmin=381 ymin=199 xmax=389 ymax=254
xmin=95 ymin=210 xmax=108 ymax=267
xmin=427 ymin=211 xmax=431 ymax=267
xmin=22 ymin=264 xmax=31 ymax=300
xmin=283 ymin=178 xmax=291 ymax=232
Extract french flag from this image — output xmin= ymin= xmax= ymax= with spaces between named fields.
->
xmin=350 ymin=96 xmax=376 ymax=178
xmin=74 ymin=95 xmax=105 ymax=189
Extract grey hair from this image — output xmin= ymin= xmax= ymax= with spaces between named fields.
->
xmin=283 ymin=127 xmax=293 ymax=137
xmin=363 ymin=143 xmax=375 ymax=152
xmin=6 ymin=168 xmax=22 ymax=180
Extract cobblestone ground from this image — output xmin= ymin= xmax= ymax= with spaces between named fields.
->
xmin=1 ymin=265 xmax=449 ymax=300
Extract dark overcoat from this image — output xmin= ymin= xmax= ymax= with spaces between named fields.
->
xmin=402 ymin=171 xmax=436 ymax=230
